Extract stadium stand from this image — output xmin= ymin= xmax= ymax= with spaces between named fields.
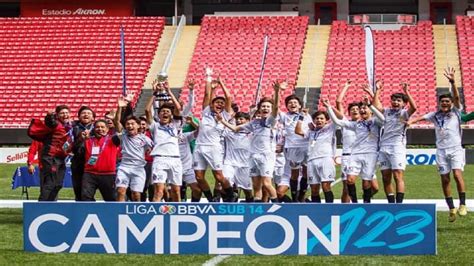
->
xmin=320 ymin=21 xmax=436 ymax=114
xmin=182 ymin=15 xmax=309 ymax=114
xmin=0 ymin=16 xmax=165 ymax=128
xmin=456 ymin=16 xmax=474 ymax=112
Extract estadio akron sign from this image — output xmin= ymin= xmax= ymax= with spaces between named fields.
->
xmin=24 ymin=203 xmax=436 ymax=255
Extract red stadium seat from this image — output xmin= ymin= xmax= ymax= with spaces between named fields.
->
xmin=0 ymin=16 xmax=165 ymax=127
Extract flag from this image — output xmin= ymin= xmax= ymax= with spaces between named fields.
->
xmin=120 ymin=25 xmax=127 ymax=96
xmin=364 ymin=25 xmax=375 ymax=92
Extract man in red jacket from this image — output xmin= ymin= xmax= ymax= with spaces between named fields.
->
xmin=81 ymin=119 xmax=121 ymax=201
xmin=39 ymin=105 xmax=72 ymax=201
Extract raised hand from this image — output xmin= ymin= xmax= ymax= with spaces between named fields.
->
xmin=124 ymin=92 xmax=135 ymax=103
xmin=401 ymin=82 xmax=409 ymax=93
xmin=301 ymin=108 xmax=309 ymax=116
xmin=187 ymin=78 xmax=195 ymax=90
xmin=376 ymin=80 xmax=384 ymax=91
xmin=362 ymin=95 xmax=371 ymax=105
xmin=322 ymin=98 xmax=331 ymax=108
xmin=118 ymin=96 xmax=128 ymax=108
xmin=344 ymin=79 xmax=352 ymax=87
xmin=210 ymin=79 xmax=219 ymax=90
xmin=443 ymin=67 xmax=455 ymax=83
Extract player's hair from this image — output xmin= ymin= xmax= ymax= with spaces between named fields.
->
xmin=284 ymin=94 xmax=302 ymax=107
xmin=139 ymin=116 xmax=147 ymax=122
xmin=158 ymin=103 xmax=175 ymax=113
xmin=312 ymin=110 xmax=329 ymax=120
xmin=55 ymin=105 xmax=70 ymax=114
xmin=347 ymin=102 xmax=361 ymax=113
xmin=257 ymin=97 xmax=274 ymax=110
xmin=124 ymin=115 xmax=140 ymax=124
xmin=235 ymin=112 xmax=250 ymax=120
xmin=391 ymin=93 xmax=408 ymax=103
xmin=232 ymin=103 xmax=239 ymax=113
xmin=78 ymin=105 xmax=96 ymax=118
xmin=211 ymin=96 xmax=226 ymax=104
xmin=94 ymin=119 xmax=108 ymax=128
xmin=438 ymin=94 xmax=453 ymax=102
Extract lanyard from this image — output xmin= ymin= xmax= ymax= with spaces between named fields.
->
xmin=158 ymin=125 xmax=176 ymax=137
xmin=434 ymin=111 xmax=447 ymax=129
xmin=91 ymin=135 xmax=109 ymax=156
xmin=312 ymin=126 xmax=323 ymax=141
xmin=361 ymin=120 xmax=372 ymax=133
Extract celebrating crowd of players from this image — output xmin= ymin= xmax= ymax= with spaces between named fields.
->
xmin=27 ymin=68 xmax=472 ymax=222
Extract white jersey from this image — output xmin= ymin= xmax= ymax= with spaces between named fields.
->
xmin=305 ymin=123 xmax=337 ymax=160
xmin=380 ymin=108 xmax=410 ymax=147
xmin=241 ymin=116 xmax=277 ymax=154
xmin=118 ymin=131 xmax=153 ymax=167
xmin=423 ymin=108 xmax=462 ymax=149
xmin=222 ymin=128 xmax=252 ymax=166
xmin=178 ymin=132 xmax=195 ymax=170
xmin=149 ymin=120 xmax=181 ymax=157
xmin=338 ymin=117 xmax=382 ymax=154
xmin=279 ymin=112 xmax=312 ymax=148
xmin=196 ymin=106 xmax=229 ymax=147
xmin=341 ymin=120 xmax=357 ymax=154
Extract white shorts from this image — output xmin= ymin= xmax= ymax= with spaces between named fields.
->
xmin=116 ymin=165 xmax=146 ymax=192
xmin=193 ymin=145 xmax=223 ymax=171
xmin=347 ymin=153 xmax=378 ymax=181
xmin=183 ymin=168 xmax=197 ymax=184
xmin=284 ymin=147 xmax=308 ymax=169
xmin=307 ymin=157 xmax=336 ymax=185
xmin=378 ymin=146 xmax=406 ymax=171
xmin=436 ymin=147 xmax=465 ymax=175
xmin=249 ymin=152 xmax=275 ymax=177
xmin=340 ymin=154 xmax=350 ymax=181
xmin=152 ymin=156 xmax=183 ymax=185
xmin=223 ymin=164 xmax=252 ymax=190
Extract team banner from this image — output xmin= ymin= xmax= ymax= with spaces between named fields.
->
xmin=24 ymin=203 xmax=436 ymax=255
xmin=364 ymin=25 xmax=376 ymax=91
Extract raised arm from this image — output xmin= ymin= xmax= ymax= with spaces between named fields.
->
xmin=215 ymin=112 xmax=242 ymax=132
xmin=323 ymin=99 xmax=345 ymax=127
xmin=336 ymin=80 xmax=351 ymax=118
xmin=145 ymin=92 xmax=156 ymax=125
xmin=407 ymin=114 xmax=428 ymax=127
xmin=444 ymin=67 xmax=461 ymax=109
xmin=114 ymin=96 xmax=128 ymax=133
xmin=163 ymin=82 xmax=181 ymax=117
xmin=218 ymin=77 xmax=234 ymax=115
xmin=182 ymin=79 xmax=195 ymax=117
xmin=402 ymin=83 xmax=417 ymax=116
xmin=369 ymin=80 xmax=384 ymax=112
xmin=364 ymin=95 xmax=385 ymax=123
xmin=272 ymin=80 xmax=287 ymax=118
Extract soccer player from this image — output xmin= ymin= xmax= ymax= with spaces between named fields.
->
xmin=295 ymin=110 xmax=336 ymax=203
xmin=81 ymin=119 xmax=121 ymax=201
xmin=334 ymin=80 xmax=379 ymax=202
xmin=69 ymin=106 xmax=95 ymax=201
xmin=326 ymin=95 xmax=385 ymax=203
xmin=370 ymin=82 xmax=417 ymax=203
xmin=193 ymin=76 xmax=235 ymax=202
xmin=146 ymin=80 xmax=183 ymax=202
xmin=279 ymin=95 xmax=312 ymax=202
xmin=408 ymin=68 xmax=467 ymax=222
xmin=221 ymin=112 xmax=254 ymax=202
xmin=139 ymin=116 xmax=154 ymax=202
xmin=217 ymin=80 xmax=285 ymax=202
xmin=178 ymin=116 xmax=202 ymax=202
xmin=114 ymin=97 xmax=154 ymax=202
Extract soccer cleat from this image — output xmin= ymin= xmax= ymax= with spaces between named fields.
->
xmin=448 ymin=208 xmax=457 ymax=222
xmin=458 ymin=205 xmax=468 ymax=216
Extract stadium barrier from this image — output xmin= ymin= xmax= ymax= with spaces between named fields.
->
xmin=23 ymin=202 xmax=436 ymax=255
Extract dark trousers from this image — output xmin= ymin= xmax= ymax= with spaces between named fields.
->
xmin=39 ymin=156 xmax=66 ymax=201
xmin=141 ymin=162 xmax=154 ymax=202
xmin=81 ymin=173 xmax=116 ymax=201
xmin=71 ymin=161 xmax=84 ymax=201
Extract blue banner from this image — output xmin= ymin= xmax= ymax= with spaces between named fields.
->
xmin=24 ymin=203 xmax=436 ymax=255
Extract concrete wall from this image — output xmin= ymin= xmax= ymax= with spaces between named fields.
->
xmin=299 ymin=0 xmax=348 ymax=24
